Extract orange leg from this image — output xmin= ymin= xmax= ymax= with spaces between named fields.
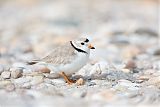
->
xmin=59 ymin=72 xmax=75 ymax=85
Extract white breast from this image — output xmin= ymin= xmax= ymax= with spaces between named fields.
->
xmin=45 ymin=52 xmax=89 ymax=75
xmin=58 ymin=52 xmax=89 ymax=75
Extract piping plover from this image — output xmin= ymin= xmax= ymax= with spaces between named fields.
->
xmin=28 ymin=37 xmax=95 ymax=84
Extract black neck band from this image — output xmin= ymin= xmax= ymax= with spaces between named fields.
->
xmin=70 ymin=41 xmax=87 ymax=54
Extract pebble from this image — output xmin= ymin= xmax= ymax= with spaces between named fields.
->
xmin=89 ymin=61 xmax=108 ymax=75
xmin=114 ymin=79 xmax=140 ymax=91
xmin=144 ymin=69 xmax=156 ymax=75
xmin=5 ymin=84 xmax=15 ymax=92
xmin=33 ymin=65 xmax=50 ymax=73
xmin=90 ymin=79 xmax=103 ymax=85
xmin=44 ymin=78 xmax=65 ymax=85
xmin=22 ymin=83 xmax=31 ymax=89
xmin=136 ymin=79 xmax=144 ymax=83
xmin=30 ymin=75 xmax=44 ymax=85
xmin=117 ymin=79 xmax=134 ymax=86
xmin=10 ymin=68 xmax=23 ymax=79
xmin=22 ymin=67 xmax=33 ymax=74
xmin=106 ymin=70 xmax=135 ymax=82
xmin=51 ymin=79 xmax=65 ymax=84
xmin=121 ymin=68 xmax=131 ymax=73
xmin=137 ymin=75 xmax=150 ymax=81
xmin=77 ymin=64 xmax=92 ymax=76
xmin=45 ymin=73 xmax=60 ymax=79
xmin=44 ymin=78 xmax=52 ymax=84
xmin=14 ymin=77 xmax=31 ymax=85
xmin=87 ymin=82 xmax=96 ymax=86
xmin=0 ymin=65 xmax=4 ymax=74
xmin=153 ymin=61 xmax=160 ymax=70
xmin=32 ymin=83 xmax=47 ymax=89
xmin=23 ymin=72 xmax=43 ymax=76
xmin=71 ymin=75 xmax=83 ymax=81
xmin=153 ymin=48 xmax=160 ymax=55
xmin=76 ymin=78 xmax=84 ymax=86
xmin=0 ymin=80 xmax=12 ymax=88
xmin=1 ymin=71 xmax=11 ymax=79
xmin=147 ymin=76 xmax=160 ymax=87
xmin=124 ymin=60 xmax=137 ymax=70
xmin=91 ymin=80 xmax=112 ymax=88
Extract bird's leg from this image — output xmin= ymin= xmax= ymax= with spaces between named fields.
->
xmin=59 ymin=72 xmax=75 ymax=85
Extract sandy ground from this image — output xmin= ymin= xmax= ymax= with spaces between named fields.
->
xmin=0 ymin=0 xmax=160 ymax=107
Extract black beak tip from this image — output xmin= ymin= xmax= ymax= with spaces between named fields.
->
xmin=91 ymin=47 xmax=95 ymax=49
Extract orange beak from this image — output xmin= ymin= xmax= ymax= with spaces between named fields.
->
xmin=88 ymin=44 xmax=95 ymax=49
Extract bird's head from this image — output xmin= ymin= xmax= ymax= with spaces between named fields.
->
xmin=70 ymin=37 xmax=95 ymax=54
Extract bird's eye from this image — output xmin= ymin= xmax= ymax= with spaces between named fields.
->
xmin=81 ymin=42 xmax=85 ymax=45
xmin=84 ymin=38 xmax=89 ymax=42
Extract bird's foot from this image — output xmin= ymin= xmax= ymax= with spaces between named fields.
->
xmin=59 ymin=72 xmax=76 ymax=85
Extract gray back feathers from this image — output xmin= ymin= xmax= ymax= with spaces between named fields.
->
xmin=41 ymin=42 xmax=76 ymax=65
xmin=27 ymin=37 xmax=90 ymax=65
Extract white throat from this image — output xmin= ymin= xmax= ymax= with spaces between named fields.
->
xmin=70 ymin=41 xmax=89 ymax=54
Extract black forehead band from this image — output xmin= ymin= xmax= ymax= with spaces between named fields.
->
xmin=84 ymin=38 xmax=89 ymax=42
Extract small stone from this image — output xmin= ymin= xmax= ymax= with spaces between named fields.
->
xmin=14 ymin=77 xmax=31 ymax=85
xmin=87 ymin=82 xmax=96 ymax=86
xmin=45 ymin=73 xmax=60 ymax=79
xmin=117 ymin=79 xmax=133 ymax=86
xmin=22 ymin=83 xmax=31 ymax=89
xmin=124 ymin=60 xmax=136 ymax=70
xmin=90 ymin=61 xmax=108 ymax=75
xmin=44 ymin=78 xmax=52 ymax=84
xmin=0 ymin=65 xmax=4 ymax=74
xmin=138 ymin=75 xmax=150 ymax=81
xmin=76 ymin=78 xmax=84 ymax=86
xmin=121 ymin=68 xmax=131 ymax=73
xmin=136 ymin=79 xmax=144 ymax=83
xmin=5 ymin=84 xmax=15 ymax=92
xmin=33 ymin=65 xmax=50 ymax=73
xmin=23 ymin=67 xmax=33 ymax=74
xmin=147 ymin=76 xmax=160 ymax=87
xmin=71 ymin=75 xmax=83 ymax=80
xmin=144 ymin=69 xmax=156 ymax=75
xmin=30 ymin=75 xmax=44 ymax=85
xmin=39 ymin=67 xmax=50 ymax=73
xmin=24 ymin=72 xmax=41 ymax=76
xmin=10 ymin=68 xmax=23 ymax=79
xmin=51 ymin=79 xmax=65 ymax=84
xmin=77 ymin=64 xmax=92 ymax=76
xmin=115 ymin=79 xmax=140 ymax=91
xmin=153 ymin=48 xmax=160 ymax=55
xmin=1 ymin=71 xmax=11 ymax=79
xmin=0 ymin=80 xmax=11 ymax=88
xmin=90 ymin=79 xmax=103 ymax=85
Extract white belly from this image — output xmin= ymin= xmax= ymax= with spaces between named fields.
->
xmin=47 ymin=53 xmax=89 ymax=75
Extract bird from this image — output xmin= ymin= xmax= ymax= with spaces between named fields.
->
xmin=28 ymin=37 xmax=95 ymax=84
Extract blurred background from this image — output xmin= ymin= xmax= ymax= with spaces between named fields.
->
xmin=0 ymin=0 xmax=159 ymax=65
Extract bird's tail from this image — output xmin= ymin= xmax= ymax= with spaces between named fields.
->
xmin=27 ymin=60 xmax=40 ymax=65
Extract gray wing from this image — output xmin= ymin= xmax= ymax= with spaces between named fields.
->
xmin=42 ymin=44 xmax=76 ymax=65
